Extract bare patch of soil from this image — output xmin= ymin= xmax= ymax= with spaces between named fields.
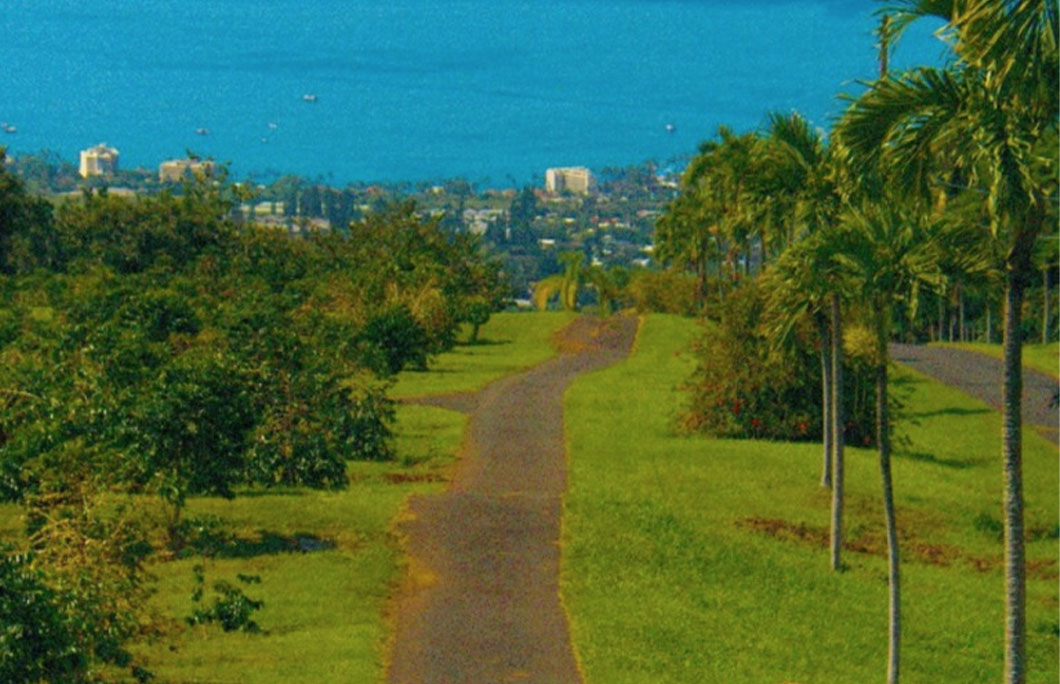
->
xmin=735 ymin=515 xmax=1058 ymax=577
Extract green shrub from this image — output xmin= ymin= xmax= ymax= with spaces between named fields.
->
xmin=627 ymin=269 xmax=698 ymax=316
xmin=0 ymin=547 xmax=83 ymax=683
xmin=682 ymin=282 xmax=875 ymax=443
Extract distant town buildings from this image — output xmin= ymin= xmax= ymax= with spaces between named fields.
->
xmin=79 ymin=144 xmax=119 ymax=178
xmin=462 ymin=207 xmax=505 ymax=235
xmin=159 ymin=158 xmax=215 ymax=182
xmin=545 ymin=167 xmax=595 ymax=195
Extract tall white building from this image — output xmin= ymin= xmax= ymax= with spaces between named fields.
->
xmin=79 ymin=144 xmax=119 ymax=178
xmin=545 ymin=167 xmax=595 ymax=195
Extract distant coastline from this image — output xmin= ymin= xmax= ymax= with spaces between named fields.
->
xmin=0 ymin=0 xmax=945 ymax=185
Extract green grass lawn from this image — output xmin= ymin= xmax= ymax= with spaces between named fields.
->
xmin=132 ymin=403 xmax=465 ymax=683
xmin=933 ymin=341 xmax=1059 ymax=378
xmin=563 ymin=314 xmax=1059 ymax=683
xmin=390 ymin=311 xmax=576 ymax=398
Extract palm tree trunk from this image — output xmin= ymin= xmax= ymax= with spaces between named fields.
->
xmin=1002 ymin=273 xmax=1026 ymax=684
xmin=986 ymin=306 xmax=993 ymax=343
xmin=830 ymin=293 xmax=844 ymax=571
xmin=817 ymin=314 xmax=833 ymax=488
xmin=958 ymin=284 xmax=966 ymax=342
xmin=937 ymin=294 xmax=945 ymax=342
xmin=696 ymin=253 xmax=707 ymax=311
xmin=876 ymin=324 xmax=900 ymax=684
xmin=1042 ymin=267 xmax=1049 ymax=344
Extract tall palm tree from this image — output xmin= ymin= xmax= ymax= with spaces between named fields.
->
xmin=838 ymin=3 xmax=1058 ymax=680
xmin=763 ymin=228 xmax=849 ymax=569
xmin=831 ymin=203 xmax=947 ymax=684
xmin=759 ymin=113 xmax=843 ymax=489
xmin=655 ymin=190 xmax=721 ymax=309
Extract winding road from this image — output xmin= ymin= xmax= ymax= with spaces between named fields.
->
xmin=387 ymin=316 xmax=638 ymax=684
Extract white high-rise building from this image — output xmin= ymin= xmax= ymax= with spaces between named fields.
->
xmin=79 ymin=144 xmax=119 ymax=178
xmin=545 ymin=167 xmax=595 ymax=195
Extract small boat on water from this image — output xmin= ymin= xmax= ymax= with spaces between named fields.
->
xmin=665 ymin=123 xmax=676 ymax=133
xmin=2 ymin=123 xmax=16 ymax=134
xmin=302 ymin=94 xmax=318 ymax=103
xmin=267 ymin=122 xmax=278 ymax=130
xmin=195 ymin=127 xmax=210 ymax=135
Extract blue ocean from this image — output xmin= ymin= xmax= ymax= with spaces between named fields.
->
xmin=1 ymin=1 xmax=945 ymax=185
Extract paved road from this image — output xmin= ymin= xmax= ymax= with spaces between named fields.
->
xmin=891 ymin=343 xmax=1059 ymax=445
xmin=388 ymin=316 xmax=638 ymax=684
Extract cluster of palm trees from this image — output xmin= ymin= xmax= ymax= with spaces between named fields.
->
xmin=656 ymin=2 xmax=1057 ymax=682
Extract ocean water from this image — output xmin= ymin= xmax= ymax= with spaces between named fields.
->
xmin=1 ymin=0 xmax=946 ymax=185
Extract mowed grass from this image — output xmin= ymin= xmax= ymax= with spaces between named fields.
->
xmin=934 ymin=341 xmax=1059 ymax=379
xmin=391 ymin=311 xmax=576 ymax=398
xmin=133 ymin=403 xmax=465 ymax=683
xmin=562 ymin=314 xmax=1059 ymax=683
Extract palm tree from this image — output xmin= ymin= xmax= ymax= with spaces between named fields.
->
xmin=764 ymin=233 xmax=840 ymax=491
xmin=534 ymin=251 xmax=586 ymax=312
xmin=584 ymin=265 xmax=627 ymax=317
xmin=763 ymin=229 xmax=849 ymax=570
xmin=759 ymin=112 xmax=844 ymax=490
xmin=655 ymin=191 xmax=721 ymax=309
xmin=830 ymin=203 xmax=947 ymax=684
xmin=838 ymin=3 xmax=1058 ymax=680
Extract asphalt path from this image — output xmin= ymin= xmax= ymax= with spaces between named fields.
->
xmin=891 ymin=343 xmax=1059 ymax=446
xmin=388 ymin=315 xmax=638 ymax=684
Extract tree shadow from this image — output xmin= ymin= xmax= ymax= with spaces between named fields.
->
xmin=902 ymin=407 xmax=992 ymax=420
xmin=181 ymin=529 xmax=335 ymax=559
xmin=235 ymin=487 xmax=306 ymax=498
xmin=460 ymin=338 xmax=512 ymax=347
xmin=897 ymin=450 xmax=978 ymax=469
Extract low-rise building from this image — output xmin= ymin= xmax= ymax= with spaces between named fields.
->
xmin=159 ymin=158 xmax=214 ymax=182
xmin=462 ymin=207 xmax=505 ymax=235
xmin=545 ymin=167 xmax=595 ymax=195
xmin=79 ymin=144 xmax=119 ymax=178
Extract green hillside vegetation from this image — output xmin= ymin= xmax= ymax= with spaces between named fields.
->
xmin=562 ymin=314 xmax=1059 ymax=683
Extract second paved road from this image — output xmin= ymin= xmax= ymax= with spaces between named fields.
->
xmin=388 ymin=316 xmax=638 ymax=684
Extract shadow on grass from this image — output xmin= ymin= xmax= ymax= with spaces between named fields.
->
xmin=179 ymin=529 xmax=335 ymax=559
xmin=898 ymin=450 xmax=978 ymax=470
xmin=903 ymin=406 xmax=992 ymax=420
xmin=460 ymin=338 xmax=513 ymax=347
xmin=234 ymin=488 xmax=307 ymax=498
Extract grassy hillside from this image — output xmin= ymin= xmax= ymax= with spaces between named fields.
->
xmin=933 ymin=341 xmax=1059 ymax=379
xmin=563 ymin=314 xmax=1059 ymax=683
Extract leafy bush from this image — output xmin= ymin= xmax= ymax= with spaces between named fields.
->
xmin=0 ymin=474 xmax=154 ymax=683
xmin=356 ymin=304 xmax=431 ymax=375
xmin=0 ymin=547 xmax=83 ymax=683
xmin=682 ymin=282 xmax=875 ymax=443
xmin=627 ymin=269 xmax=698 ymax=316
